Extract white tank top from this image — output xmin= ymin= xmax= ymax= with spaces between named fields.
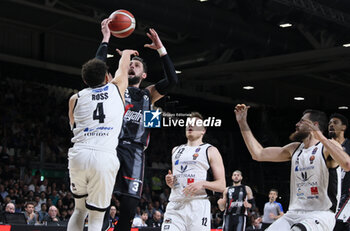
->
xmin=71 ymin=83 xmax=124 ymax=152
xmin=169 ymin=143 xmax=212 ymax=202
xmin=289 ymin=142 xmax=340 ymax=212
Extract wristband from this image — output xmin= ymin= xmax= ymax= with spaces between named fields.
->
xmin=157 ymin=46 xmax=167 ymax=56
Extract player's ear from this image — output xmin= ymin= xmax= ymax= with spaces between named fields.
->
xmin=142 ymin=73 xmax=147 ymax=79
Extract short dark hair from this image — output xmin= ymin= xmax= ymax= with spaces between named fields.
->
xmin=303 ymin=109 xmax=328 ymax=133
xmin=81 ymin=58 xmax=108 ymax=87
xmin=330 ymin=113 xmax=348 ymax=129
xmin=190 ymin=112 xmax=204 ymax=121
xmin=132 ymin=56 xmax=148 ymax=73
xmin=270 ymin=188 xmax=278 ymax=195
xmin=24 ymin=201 xmax=35 ymax=208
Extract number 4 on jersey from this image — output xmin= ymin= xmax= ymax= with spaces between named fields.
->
xmin=93 ymin=103 xmax=105 ymax=123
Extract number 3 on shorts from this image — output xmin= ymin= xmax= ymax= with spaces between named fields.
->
xmin=132 ymin=182 xmax=139 ymax=192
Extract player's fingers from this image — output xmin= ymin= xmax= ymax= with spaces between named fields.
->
xmin=144 ymin=44 xmax=151 ymax=48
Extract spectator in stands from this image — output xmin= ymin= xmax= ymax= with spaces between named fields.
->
xmin=39 ymin=192 xmax=47 ymax=206
xmin=212 ymin=216 xmax=223 ymax=229
xmin=134 ymin=206 xmax=141 ymax=218
xmin=34 ymin=196 xmax=41 ymax=212
xmin=132 ymin=210 xmax=148 ymax=227
xmin=246 ymin=216 xmax=262 ymax=230
xmin=107 ymin=205 xmax=119 ymax=228
xmin=60 ymin=209 xmax=69 ymax=221
xmin=43 ymin=205 xmax=60 ymax=226
xmin=24 ymin=201 xmax=38 ymax=225
xmin=40 ymin=179 xmax=48 ymax=193
xmin=38 ymin=203 xmax=48 ymax=223
xmin=5 ymin=202 xmax=15 ymax=213
xmin=58 ymin=183 xmax=68 ymax=198
xmin=159 ymin=187 xmax=170 ymax=204
xmin=153 ymin=200 xmax=164 ymax=214
xmin=147 ymin=210 xmax=162 ymax=227
xmin=0 ymin=184 xmax=8 ymax=200
xmin=146 ymin=202 xmax=154 ymax=219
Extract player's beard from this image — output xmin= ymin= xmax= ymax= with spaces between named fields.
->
xmin=128 ymin=75 xmax=141 ymax=85
xmin=328 ymin=130 xmax=337 ymax=139
xmin=289 ymin=130 xmax=309 ymax=142
xmin=233 ymin=179 xmax=241 ymax=184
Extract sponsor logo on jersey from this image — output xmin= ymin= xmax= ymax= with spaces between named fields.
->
xmin=144 ymin=109 xmax=161 ymax=128
xmin=309 ymin=155 xmax=315 ymax=164
xmin=310 ymin=186 xmax=319 ymax=195
xmin=125 ymin=109 xmax=143 ymax=124
xmin=164 ymin=218 xmax=172 ymax=224
xmin=193 ymin=153 xmax=199 ymax=160
xmin=83 ymin=126 xmax=113 ymax=136
xmin=175 ymin=160 xmax=179 ymax=165
xmin=297 ymin=171 xmax=313 ymax=182
xmin=187 ymin=178 xmax=194 ymax=185
xmin=195 ymin=147 xmax=201 ymax=152
xmin=295 ymin=166 xmax=314 ymax=172
xmin=164 ymin=225 xmax=170 ymax=230
xmin=312 ymin=147 xmax=318 ymax=154
xmin=175 ymin=160 xmax=196 ymax=166
xmin=92 ymin=85 xmax=108 ymax=93
xmin=177 ymin=165 xmax=192 ymax=173
xmin=296 ymin=181 xmax=318 ymax=187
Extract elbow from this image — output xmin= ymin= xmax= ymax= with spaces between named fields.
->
xmin=343 ymin=161 xmax=350 ymax=172
xmin=252 ymin=154 xmax=261 ymax=162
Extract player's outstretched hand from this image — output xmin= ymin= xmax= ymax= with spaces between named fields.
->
xmin=234 ymin=104 xmax=250 ymax=124
xmin=116 ymin=49 xmax=139 ymax=57
xmin=302 ymin=118 xmax=326 ymax=141
xmin=144 ymin=28 xmax=164 ymax=50
xmin=165 ymin=170 xmax=174 ymax=188
xmin=101 ymin=18 xmax=112 ymax=42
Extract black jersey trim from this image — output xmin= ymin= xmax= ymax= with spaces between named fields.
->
xmin=291 ymin=142 xmax=302 ymax=156
xmin=321 ymin=143 xmax=327 ymax=165
xmin=205 ymin=144 xmax=212 ymax=166
xmin=85 ymin=202 xmax=108 ymax=212
xmin=114 ymin=84 xmax=125 ymax=108
xmin=72 ymin=192 xmax=88 ymax=199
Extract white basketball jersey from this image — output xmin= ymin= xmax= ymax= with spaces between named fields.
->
xmin=71 ymin=83 xmax=124 ymax=151
xmin=290 ymin=142 xmax=341 ymax=212
xmin=169 ymin=143 xmax=212 ymax=202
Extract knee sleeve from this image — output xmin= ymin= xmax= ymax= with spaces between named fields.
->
xmin=88 ymin=209 xmax=105 ymax=231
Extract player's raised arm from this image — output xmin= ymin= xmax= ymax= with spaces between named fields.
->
xmin=68 ymin=94 xmax=78 ymax=130
xmin=235 ymin=104 xmax=297 ymax=162
xmin=95 ymin=18 xmax=112 ymax=62
xmin=144 ymin=28 xmax=178 ymax=104
xmin=111 ymin=49 xmax=139 ymax=99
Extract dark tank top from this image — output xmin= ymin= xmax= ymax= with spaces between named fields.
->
xmin=119 ymin=87 xmax=151 ymax=147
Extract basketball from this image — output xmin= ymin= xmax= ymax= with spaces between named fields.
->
xmin=108 ymin=10 xmax=136 ymax=38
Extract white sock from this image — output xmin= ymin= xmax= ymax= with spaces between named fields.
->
xmin=67 ymin=198 xmax=88 ymax=231
xmin=87 ymin=209 xmax=105 ymax=231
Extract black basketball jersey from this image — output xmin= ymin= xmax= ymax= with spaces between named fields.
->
xmin=225 ymin=185 xmax=247 ymax=216
xmin=119 ymin=87 xmax=151 ymax=147
xmin=341 ymin=139 xmax=350 ymax=198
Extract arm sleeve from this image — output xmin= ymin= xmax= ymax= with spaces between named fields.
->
xmin=248 ymin=198 xmax=256 ymax=210
xmin=154 ymin=54 xmax=178 ymax=95
xmin=95 ymin=42 xmax=108 ymax=62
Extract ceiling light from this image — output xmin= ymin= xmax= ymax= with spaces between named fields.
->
xmin=279 ymin=23 xmax=292 ymax=28
xmin=294 ymin=97 xmax=304 ymax=101
xmin=243 ymin=86 xmax=254 ymax=90
xmin=338 ymin=106 xmax=348 ymax=110
xmin=342 ymin=43 xmax=350 ymax=47
xmin=198 ymin=0 xmax=208 ymax=2
xmin=107 ymin=54 xmax=114 ymax=58
xmin=175 ymin=70 xmax=182 ymax=74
